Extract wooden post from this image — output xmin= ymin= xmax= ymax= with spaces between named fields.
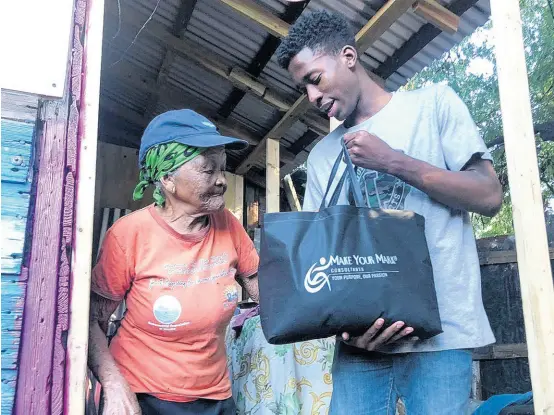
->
xmin=66 ymin=0 xmax=105 ymax=412
xmin=225 ymin=173 xmax=245 ymax=300
xmin=15 ymin=94 xmax=70 ymax=415
xmin=233 ymin=174 xmax=245 ymax=222
xmin=490 ymin=0 xmax=554 ymax=412
xmin=266 ymin=138 xmax=280 ymax=213
xmin=283 ymin=174 xmax=301 ymax=211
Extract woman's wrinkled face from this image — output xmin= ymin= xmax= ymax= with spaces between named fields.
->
xmin=163 ymin=147 xmax=228 ymax=213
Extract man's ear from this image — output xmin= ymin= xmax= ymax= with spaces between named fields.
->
xmin=341 ymin=45 xmax=358 ymax=69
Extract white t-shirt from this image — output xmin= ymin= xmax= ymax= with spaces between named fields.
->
xmin=303 ymin=84 xmax=495 ymax=352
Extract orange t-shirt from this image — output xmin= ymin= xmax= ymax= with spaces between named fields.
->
xmin=91 ymin=205 xmax=259 ymax=402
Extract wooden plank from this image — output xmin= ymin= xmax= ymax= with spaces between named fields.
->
xmin=224 ymin=172 xmax=245 ymax=222
xmin=412 ymin=0 xmax=460 ymax=34
xmin=2 ymin=369 xmax=17 ymax=415
xmin=473 ymin=343 xmax=528 ymax=361
xmin=218 ymin=0 xmax=308 ymax=117
xmin=219 ymin=0 xmax=290 ymax=38
xmin=283 ymin=174 xmax=301 ymax=211
xmin=1 ymin=280 xmax=26 ymax=370
xmin=66 ymin=0 xmax=105 ymax=412
xmin=374 ymin=0 xmax=480 ymax=79
xmin=1 ymin=120 xmax=34 ymax=184
xmin=51 ymin=4 xmax=89 ymax=410
xmin=96 ymin=142 xmax=153 ymax=211
xmin=490 ymin=0 xmax=554 ymax=412
xmin=233 ymin=174 xmax=244 ymax=224
xmin=266 ymin=138 xmax=280 ymax=213
xmin=1 ymin=91 xmax=39 ymax=124
xmin=479 ymin=248 xmax=554 ymax=266
xmin=1 ymin=182 xmax=31 ymax=275
xmin=224 ymin=173 xmax=245 ymax=301
xmin=15 ymin=98 xmax=69 ymax=415
xmin=355 ymin=0 xmax=414 ymax=53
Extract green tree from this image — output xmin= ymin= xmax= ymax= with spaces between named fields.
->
xmin=404 ymin=0 xmax=554 ymax=237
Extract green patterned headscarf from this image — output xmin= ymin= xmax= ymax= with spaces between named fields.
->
xmin=133 ymin=142 xmax=206 ymax=206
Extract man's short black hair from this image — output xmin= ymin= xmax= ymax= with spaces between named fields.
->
xmin=276 ymin=10 xmax=356 ymax=69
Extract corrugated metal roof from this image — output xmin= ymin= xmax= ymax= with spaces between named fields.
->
xmin=99 ymin=0 xmax=491 ymax=175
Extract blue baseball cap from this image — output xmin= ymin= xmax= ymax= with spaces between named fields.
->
xmin=138 ymin=109 xmax=249 ymax=167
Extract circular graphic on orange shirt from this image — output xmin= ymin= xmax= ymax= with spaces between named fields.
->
xmin=153 ymin=295 xmax=182 ymax=324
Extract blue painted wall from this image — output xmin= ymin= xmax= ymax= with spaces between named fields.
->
xmin=1 ymin=118 xmax=36 ymax=414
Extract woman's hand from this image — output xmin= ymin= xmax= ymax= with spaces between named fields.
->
xmin=101 ymin=375 xmax=142 ymax=415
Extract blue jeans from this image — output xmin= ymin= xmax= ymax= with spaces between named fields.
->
xmin=329 ymin=341 xmax=472 ymax=415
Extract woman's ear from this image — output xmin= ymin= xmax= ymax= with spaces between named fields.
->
xmin=341 ymin=45 xmax=358 ymax=69
xmin=160 ymin=175 xmax=176 ymax=194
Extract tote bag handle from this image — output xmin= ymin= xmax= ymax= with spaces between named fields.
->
xmin=319 ymin=140 xmax=368 ymax=210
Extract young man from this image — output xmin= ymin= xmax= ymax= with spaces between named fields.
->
xmin=276 ymin=10 xmax=502 ymax=415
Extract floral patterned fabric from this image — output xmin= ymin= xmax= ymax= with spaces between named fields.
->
xmin=226 ymin=316 xmax=336 ymax=415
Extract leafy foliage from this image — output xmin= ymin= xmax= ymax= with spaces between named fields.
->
xmin=404 ymin=0 xmax=554 ymax=237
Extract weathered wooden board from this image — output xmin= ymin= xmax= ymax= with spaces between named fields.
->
xmin=478 ymin=233 xmax=554 ymax=399
xmin=1 ymin=279 xmax=26 ymax=370
xmin=1 ymin=120 xmax=34 ymax=184
xmin=1 ymin=369 xmax=17 ymax=415
xmin=1 ymin=91 xmax=39 ymax=123
xmin=15 ymin=95 xmax=68 ymax=414
xmin=1 ymin=182 xmax=32 ymax=275
xmin=1 ymin=108 xmax=35 ymax=415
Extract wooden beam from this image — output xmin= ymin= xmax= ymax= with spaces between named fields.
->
xmin=355 ymin=0 xmax=414 ymax=53
xmin=412 ymin=0 xmax=460 ymax=35
xmin=144 ymin=0 xmax=198 ymax=117
xmin=491 ymin=0 xmax=554 ymax=412
xmin=374 ymin=0 xmax=479 ymax=79
xmin=472 ymin=343 xmax=528 ymax=361
xmin=283 ymin=174 xmax=301 ymax=211
xmin=479 ymin=248 xmax=554 ymax=266
xmin=218 ymin=0 xmax=290 ymax=38
xmin=218 ymin=0 xmax=308 ymax=118
xmin=15 ymin=91 xmax=70 ymax=415
xmin=266 ymin=138 xmax=280 ymax=213
xmin=66 ymin=0 xmax=105 ymax=412
xmin=235 ymin=94 xmax=311 ymax=175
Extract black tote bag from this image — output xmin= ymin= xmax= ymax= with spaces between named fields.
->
xmin=258 ymin=142 xmax=442 ymax=345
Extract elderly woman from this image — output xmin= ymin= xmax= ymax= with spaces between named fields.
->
xmin=88 ymin=109 xmax=260 ymax=415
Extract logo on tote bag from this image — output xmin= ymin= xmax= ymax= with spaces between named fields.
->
xmin=304 ymin=257 xmax=333 ymax=293
xmin=305 ymin=254 xmax=399 ymax=294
